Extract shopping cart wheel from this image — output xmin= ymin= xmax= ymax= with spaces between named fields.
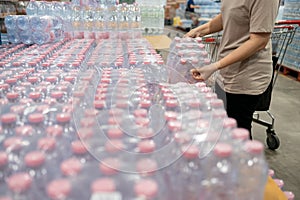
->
xmin=266 ymin=130 xmax=280 ymax=150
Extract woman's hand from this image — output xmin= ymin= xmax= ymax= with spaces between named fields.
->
xmin=190 ymin=62 xmax=221 ymax=81
xmin=184 ymin=27 xmax=201 ymax=38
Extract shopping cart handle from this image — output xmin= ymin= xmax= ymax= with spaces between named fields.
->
xmin=274 ymin=25 xmax=294 ymax=30
xmin=204 ymin=38 xmax=216 ymax=42
xmin=276 ymin=20 xmax=300 ymax=26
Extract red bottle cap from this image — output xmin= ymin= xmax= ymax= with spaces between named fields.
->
xmin=51 ymin=91 xmax=64 ymax=99
xmin=284 ymin=191 xmax=295 ymax=200
xmin=0 ymin=152 xmax=8 ymax=167
xmin=137 ymin=128 xmax=155 ymax=139
xmin=99 ymin=158 xmax=120 ymax=175
xmin=77 ymin=128 xmax=94 ymax=140
xmin=46 ymin=125 xmax=63 ymax=137
xmin=56 ymin=113 xmax=71 ymax=123
xmin=212 ymin=109 xmax=227 ymax=118
xmin=105 ymin=140 xmax=125 ymax=153
xmin=107 ymin=128 xmax=123 ymax=139
xmin=167 ymin=120 xmax=182 ymax=132
xmin=38 ymin=137 xmax=56 ymax=152
xmin=139 ymin=100 xmax=151 ymax=109
xmin=94 ymin=100 xmax=106 ymax=109
xmin=80 ymin=118 xmax=95 ymax=127
xmin=1 ymin=113 xmax=17 ymax=124
xmin=181 ymin=144 xmax=199 ymax=159
xmin=108 ymin=108 xmax=124 ymax=116
xmin=231 ymin=128 xmax=249 ymax=140
xmin=15 ymin=125 xmax=34 ymax=136
xmin=46 ymin=76 xmax=58 ymax=83
xmin=25 ymin=151 xmax=46 ymax=168
xmin=60 ymin=158 xmax=82 ymax=176
xmin=214 ymin=143 xmax=233 ymax=158
xmin=28 ymin=113 xmax=44 ymax=124
xmin=136 ymin=158 xmax=158 ymax=175
xmin=164 ymin=111 xmax=178 ymax=121
xmin=134 ymin=179 xmax=158 ymax=198
xmin=0 ymin=83 xmax=9 ymax=90
xmin=71 ymin=140 xmax=88 ymax=155
xmin=5 ymin=78 xmax=17 ymax=84
xmin=244 ymin=140 xmax=264 ymax=154
xmin=165 ymin=99 xmax=178 ymax=108
xmin=136 ymin=117 xmax=150 ymax=127
xmin=138 ymin=140 xmax=156 ymax=153
xmin=6 ymin=92 xmax=19 ymax=100
xmin=133 ymin=109 xmax=148 ymax=118
xmin=210 ymin=99 xmax=224 ymax=108
xmin=7 ymin=173 xmax=32 ymax=193
xmin=223 ymin=118 xmax=237 ymax=129
xmin=174 ymin=132 xmax=191 ymax=144
xmin=84 ymin=109 xmax=99 ymax=117
xmin=91 ymin=178 xmax=116 ymax=193
xmin=47 ymin=179 xmax=71 ymax=200
xmin=4 ymin=137 xmax=22 ymax=151
xmin=64 ymin=76 xmax=75 ymax=82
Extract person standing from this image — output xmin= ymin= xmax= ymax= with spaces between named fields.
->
xmin=185 ymin=0 xmax=280 ymax=139
xmin=185 ymin=0 xmax=201 ymax=27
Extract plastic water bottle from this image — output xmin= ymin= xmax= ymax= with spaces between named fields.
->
xmin=284 ymin=191 xmax=295 ymax=200
xmin=46 ymin=178 xmax=72 ymax=200
xmin=90 ymin=177 xmax=122 ymax=200
xmin=0 ymin=152 xmax=9 ymax=182
xmin=16 ymin=16 xmax=31 ymax=31
xmin=4 ymin=16 xmax=17 ymax=30
xmin=202 ymin=143 xmax=236 ymax=200
xmin=169 ymin=144 xmax=202 ymax=200
xmin=1 ymin=113 xmax=18 ymax=136
xmin=24 ymin=151 xmax=49 ymax=198
xmin=71 ymin=140 xmax=91 ymax=164
xmin=7 ymin=172 xmax=33 ymax=200
xmin=236 ymin=140 xmax=268 ymax=200
xmin=26 ymin=1 xmax=38 ymax=15
xmin=19 ymin=29 xmax=33 ymax=46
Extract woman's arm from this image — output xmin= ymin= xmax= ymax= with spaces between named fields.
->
xmin=190 ymin=4 xmax=200 ymax=9
xmin=218 ymin=32 xmax=270 ymax=69
xmin=191 ymin=32 xmax=271 ymax=81
xmin=184 ymin=14 xmax=223 ymax=38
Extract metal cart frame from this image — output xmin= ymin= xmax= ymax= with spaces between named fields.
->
xmin=203 ymin=20 xmax=300 ymax=150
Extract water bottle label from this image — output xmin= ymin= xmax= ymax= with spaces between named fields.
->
xmin=90 ymin=192 xmax=122 ymax=200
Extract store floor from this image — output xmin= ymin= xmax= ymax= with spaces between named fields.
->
xmin=253 ymin=74 xmax=300 ymax=198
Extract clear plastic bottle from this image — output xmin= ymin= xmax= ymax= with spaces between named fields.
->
xmin=202 ymin=143 xmax=236 ymax=200
xmin=90 ymin=177 xmax=122 ymax=200
xmin=1 ymin=113 xmax=18 ymax=136
xmin=26 ymin=0 xmax=38 ymax=15
xmin=46 ymin=178 xmax=72 ymax=200
xmin=4 ymin=15 xmax=17 ymax=30
xmin=7 ymin=172 xmax=33 ymax=200
xmin=236 ymin=140 xmax=268 ymax=200
xmin=169 ymin=144 xmax=202 ymax=200
xmin=24 ymin=150 xmax=48 ymax=198
xmin=0 ymin=152 xmax=9 ymax=182
xmin=71 ymin=140 xmax=91 ymax=164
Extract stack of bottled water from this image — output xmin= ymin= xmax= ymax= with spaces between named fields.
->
xmin=4 ymin=14 xmax=64 ymax=45
xmin=136 ymin=0 xmax=165 ymax=35
xmin=167 ymin=37 xmax=212 ymax=84
xmin=24 ymin=0 xmax=142 ymax=41
xmin=0 ymin=37 xmax=273 ymax=199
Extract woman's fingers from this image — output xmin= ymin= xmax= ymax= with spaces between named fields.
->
xmin=190 ymin=68 xmax=204 ymax=80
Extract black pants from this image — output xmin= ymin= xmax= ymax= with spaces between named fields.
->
xmin=215 ymin=84 xmax=262 ymax=139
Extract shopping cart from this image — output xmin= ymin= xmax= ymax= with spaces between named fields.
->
xmin=202 ymin=20 xmax=300 ymax=150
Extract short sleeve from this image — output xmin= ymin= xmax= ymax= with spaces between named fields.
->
xmin=249 ymin=0 xmax=279 ymax=33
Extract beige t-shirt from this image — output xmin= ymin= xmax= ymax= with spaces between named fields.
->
xmin=217 ymin=0 xmax=279 ymax=95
